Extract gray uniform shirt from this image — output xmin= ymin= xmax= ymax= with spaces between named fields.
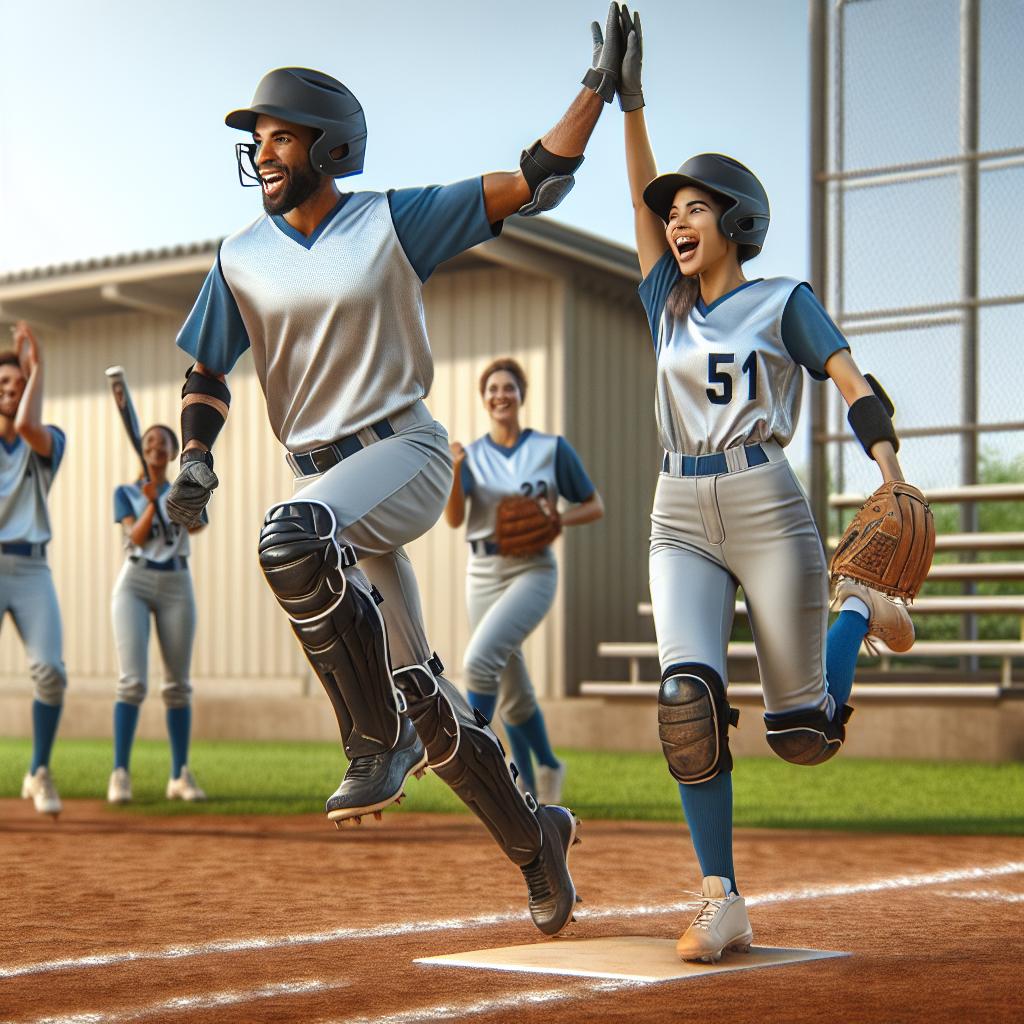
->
xmin=113 ymin=482 xmax=191 ymax=562
xmin=177 ymin=179 xmax=499 ymax=454
xmin=462 ymin=430 xmax=595 ymax=543
xmin=0 ymin=428 xmax=65 ymax=544
xmin=638 ymin=252 xmax=850 ymax=456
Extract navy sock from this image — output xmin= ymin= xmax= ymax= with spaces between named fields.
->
xmin=466 ymin=690 xmax=497 ymax=723
xmin=678 ymin=772 xmax=737 ymax=894
xmin=825 ymin=609 xmax=868 ymax=711
xmin=502 ymin=723 xmax=536 ymax=794
xmin=510 ymin=709 xmax=560 ymax=769
xmin=166 ymin=706 xmax=191 ymax=779
xmin=113 ymin=701 xmax=141 ymax=770
xmin=30 ymin=700 xmax=62 ymax=773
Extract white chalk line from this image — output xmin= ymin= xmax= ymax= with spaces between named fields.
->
xmin=1 ymin=859 xmax=1021 ymax=984
xmin=23 ymin=979 xmax=347 ymax=1024
xmin=938 ymin=889 xmax=1024 ymax=903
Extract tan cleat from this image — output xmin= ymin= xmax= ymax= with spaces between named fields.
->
xmin=166 ymin=765 xmax=206 ymax=802
xmin=21 ymin=766 xmax=62 ymax=817
xmin=676 ymin=875 xmax=753 ymax=963
xmin=107 ymin=767 xmax=133 ymax=804
xmin=833 ymin=578 xmax=915 ymax=653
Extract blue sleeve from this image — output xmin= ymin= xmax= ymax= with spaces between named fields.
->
xmin=460 ymin=461 xmax=475 ymax=496
xmin=637 ymin=249 xmax=682 ymax=345
xmin=780 ymin=283 xmax=850 ymax=381
xmin=554 ymin=437 xmax=595 ymax=504
xmin=176 ymin=248 xmax=251 ymax=375
xmin=43 ymin=426 xmax=66 ymax=472
xmin=113 ymin=485 xmax=134 ymax=523
xmin=387 ymin=178 xmax=501 ymax=283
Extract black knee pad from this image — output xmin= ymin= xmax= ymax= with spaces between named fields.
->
xmin=764 ymin=704 xmax=854 ymax=766
xmin=258 ymin=500 xmax=353 ymax=620
xmin=658 ymin=663 xmax=739 ymax=785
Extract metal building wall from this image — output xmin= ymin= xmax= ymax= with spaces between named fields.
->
xmin=561 ymin=274 xmax=659 ymax=688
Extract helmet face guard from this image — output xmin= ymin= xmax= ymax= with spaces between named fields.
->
xmin=226 ymin=67 xmax=367 ymax=185
xmin=642 ymin=153 xmax=770 ymax=260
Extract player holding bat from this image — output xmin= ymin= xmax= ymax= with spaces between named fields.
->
xmin=104 ymin=368 xmax=206 ymax=804
xmin=1 ymin=322 xmax=67 ymax=817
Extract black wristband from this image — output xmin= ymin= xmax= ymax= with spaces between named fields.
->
xmin=848 ymin=395 xmax=899 ymax=457
xmin=181 ymin=447 xmax=214 ymax=470
xmin=864 ymin=373 xmax=895 ymax=416
xmin=182 ymin=366 xmax=231 ymax=404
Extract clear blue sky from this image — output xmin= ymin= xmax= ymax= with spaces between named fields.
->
xmin=0 ymin=0 xmax=812 ymax=278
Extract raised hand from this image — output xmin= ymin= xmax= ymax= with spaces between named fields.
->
xmin=582 ymin=2 xmax=625 ymax=104
xmin=618 ymin=5 xmax=645 ymax=111
xmin=11 ymin=321 xmax=40 ymax=377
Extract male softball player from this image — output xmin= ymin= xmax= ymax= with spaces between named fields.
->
xmin=165 ymin=5 xmax=625 ymax=936
xmin=0 ymin=322 xmax=67 ymax=817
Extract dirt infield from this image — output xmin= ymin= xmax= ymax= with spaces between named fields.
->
xmin=1 ymin=800 xmax=1021 ymax=1024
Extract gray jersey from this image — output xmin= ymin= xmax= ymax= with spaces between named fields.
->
xmin=177 ymin=180 xmax=498 ymax=455
xmin=0 ymin=428 xmax=66 ymax=544
xmin=113 ymin=482 xmax=191 ymax=562
xmin=462 ymin=430 xmax=594 ymax=544
xmin=652 ymin=277 xmax=803 ymax=456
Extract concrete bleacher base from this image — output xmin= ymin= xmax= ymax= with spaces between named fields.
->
xmin=2 ymin=677 xmax=1023 ymax=762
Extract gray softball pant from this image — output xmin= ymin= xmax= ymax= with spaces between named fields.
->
xmin=292 ymin=400 xmax=451 ymax=672
xmin=463 ymin=549 xmax=557 ymax=726
xmin=0 ymin=552 xmax=66 ymax=705
xmin=649 ymin=445 xmax=834 ymax=717
xmin=111 ymin=560 xmax=196 ymax=708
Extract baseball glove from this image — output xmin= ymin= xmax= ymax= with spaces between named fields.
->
xmin=830 ymin=480 xmax=935 ymax=601
xmin=494 ymin=495 xmax=561 ymax=557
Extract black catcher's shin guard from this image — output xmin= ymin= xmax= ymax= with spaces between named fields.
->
xmin=394 ymin=662 xmax=543 ymax=865
xmin=259 ymin=501 xmax=425 ymax=820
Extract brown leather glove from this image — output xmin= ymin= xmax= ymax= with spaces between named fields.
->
xmin=494 ymin=495 xmax=561 ymax=557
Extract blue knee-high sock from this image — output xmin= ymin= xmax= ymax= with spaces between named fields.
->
xmin=502 ymin=723 xmax=536 ymax=794
xmin=30 ymin=700 xmax=62 ymax=773
xmin=166 ymin=706 xmax=191 ymax=779
xmin=113 ymin=701 xmax=141 ymax=770
xmin=465 ymin=690 xmax=497 ymax=723
xmin=508 ymin=709 xmax=559 ymax=770
xmin=678 ymin=772 xmax=737 ymax=893
xmin=825 ymin=609 xmax=869 ymax=711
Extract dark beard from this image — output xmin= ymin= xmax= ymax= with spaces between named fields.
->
xmin=262 ymin=160 xmax=322 ymax=215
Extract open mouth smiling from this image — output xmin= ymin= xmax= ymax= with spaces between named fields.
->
xmin=260 ymin=170 xmax=286 ymax=197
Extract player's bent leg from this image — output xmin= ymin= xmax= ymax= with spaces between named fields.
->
xmin=658 ymin=663 xmax=739 ymax=785
xmin=394 ymin=662 xmax=580 ymax=936
xmin=258 ymin=499 xmax=425 ymax=820
xmin=763 ymin=702 xmax=853 ymax=766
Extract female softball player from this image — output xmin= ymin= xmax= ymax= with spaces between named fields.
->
xmin=445 ymin=358 xmax=604 ymax=804
xmin=1 ymin=322 xmax=67 ymax=817
xmin=107 ymin=424 xmax=205 ymax=804
xmin=617 ymin=6 xmax=914 ymax=961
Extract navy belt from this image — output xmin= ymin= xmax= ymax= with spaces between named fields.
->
xmin=1 ymin=541 xmax=47 ymax=558
xmin=130 ymin=555 xmax=189 ymax=572
xmin=662 ymin=443 xmax=769 ymax=478
xmin=470 ymin=540 xmax=501 ymax=556
xmin=288 ymin=418 xmax=395 ymax=478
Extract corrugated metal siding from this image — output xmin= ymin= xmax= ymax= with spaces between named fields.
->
xmin=562 ymin=276 xmax=660 ymax=688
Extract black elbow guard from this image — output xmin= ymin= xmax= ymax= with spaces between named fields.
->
xmin=181 ymin=366 xmax=230 ymax=452
xmin=517 ymin=140 xmax=584 ymax=217
xmin=848 ymin=394 xmax=899 ymax=457
xmin=864 ymin=373 xmax=895 ymax=417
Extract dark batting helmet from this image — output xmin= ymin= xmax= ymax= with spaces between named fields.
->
xmin=226 ymin=67 xmax=367 ymax=183
xmin=642 ymin=153 xmax=770 ymax=261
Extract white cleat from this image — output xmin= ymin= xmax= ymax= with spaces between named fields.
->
xmin=107 ymin=767 xmax=133 ymax=804
xmin=165 ymin=765 xmax=207 ymax=802
xmin=21 ymin=766 xmax=62 ymax=818
xmin=676 ymin=875 xmax=754 ymax=963
xmin=536 ymin=762 xmax=566 ymax=805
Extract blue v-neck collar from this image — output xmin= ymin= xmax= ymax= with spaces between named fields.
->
xmin=695 ymin=278 xmax=763 ymax=316
xmin=271 ymin=193 xmax=352 ymax=250
xmin=484 ymin=428 xmax=533 ymax=458
xmin=0 ymin=436 xmax=22 ymax=454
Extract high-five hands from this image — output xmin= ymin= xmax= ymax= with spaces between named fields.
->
xmin=582 ymin=2 xmax=625 ymax=103
xmin=618 ymin=4 xmax=644 ymax=111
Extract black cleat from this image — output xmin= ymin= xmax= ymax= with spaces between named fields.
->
xmin=326 ymin=717 xmax=427 ymax=823
xmin=520 ymin=805 xmax=579 ymax=936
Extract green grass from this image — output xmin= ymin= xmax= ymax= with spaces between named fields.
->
xmin=4 ymin=738 xmax=1023 ymax=835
